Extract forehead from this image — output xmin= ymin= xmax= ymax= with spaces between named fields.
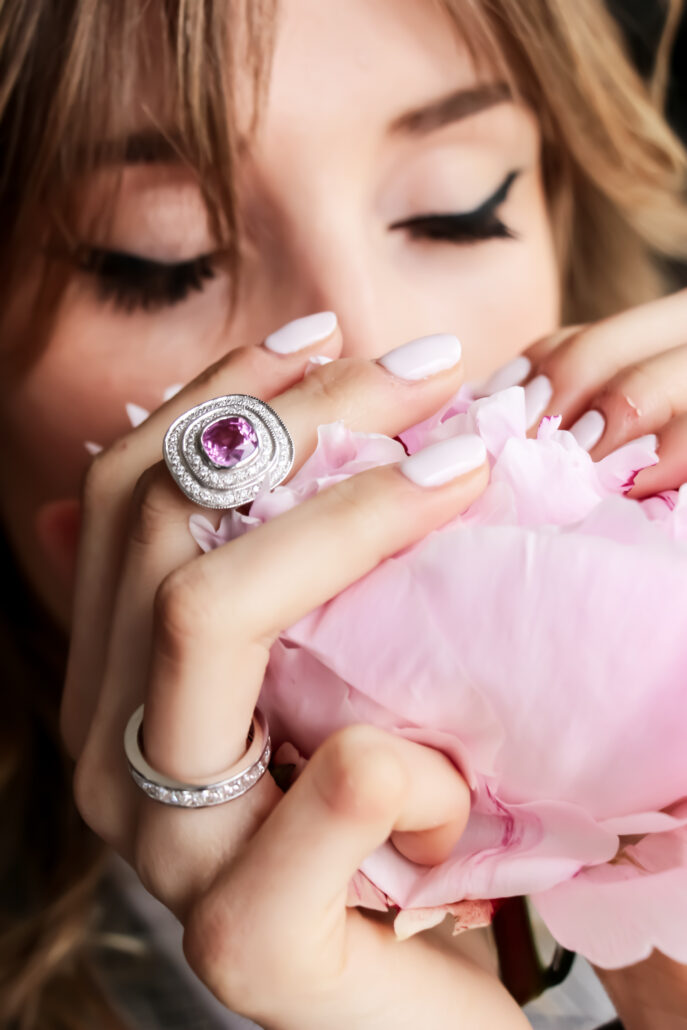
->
xmin=247 ymin=0 xmax=490 ymax=141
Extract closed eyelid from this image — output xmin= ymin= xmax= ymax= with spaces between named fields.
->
xmin=388 ymin=169 xmax=520 ymax=228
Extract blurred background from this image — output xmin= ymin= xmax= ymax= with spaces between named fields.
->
xmin=610 ymin=0 xmax=687 ymax=139
xmin=609 ymin=0 xmax=687 ymax=286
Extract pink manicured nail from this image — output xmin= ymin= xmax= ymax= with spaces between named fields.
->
xmin=524 ymin=374 xmax=553 ymax=428
xmin=569 ymin=410 xmax=606 ymax=451
xmin=479 ymin=355 xmax=532 ymax=395
xmin=264 ymin=311 xmax=337 ymax=354
xmin=377 ymin=333 xmax=462 ymax=381
xmin=400 ymin=434 xmax=487 ymax=487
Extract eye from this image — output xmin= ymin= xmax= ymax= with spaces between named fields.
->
xmin=74 ymin=247 xmax=219 ymax=312
xmin=389 ymin=170 xmax=520 ymax=244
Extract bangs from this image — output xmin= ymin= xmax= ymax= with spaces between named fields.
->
xmin=0 ymin=0 xmax=276 ymax=295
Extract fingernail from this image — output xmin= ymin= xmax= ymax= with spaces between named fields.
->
xmin=479 ymin=355 xmax=532 ymax=395
xmin=524 ymin=374 xmax=553 ymax=429
xmin=607 ymin=433 xmax=659 ymax=459
xmin=377 ymin=333 xmax=462 ymax=381
xmin=264 ymin=311 xmax=338 ymax=354
xmin=569 ymin=409 xmax=606 ymax=451
xmin=400 ymin=434 xmax=487 ymax=487
xmin=304 ymin=354 xmax=335 ymax=376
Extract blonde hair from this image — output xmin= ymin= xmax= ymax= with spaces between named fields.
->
xmin=0 ymin=1 xmax=685 ymax=1027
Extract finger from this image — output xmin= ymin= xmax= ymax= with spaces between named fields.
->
xmin=61 ymin=316 xmax=344 ymax=758
xmin=77 ymin=329 xmax=467 ymax=775
xmin=473 ymin=327 xmax=584 ymax=399
xmin=565 ymin=343 xmax=687 ymax=459
xmin=189 ymin=725 xmax=469 ymax=959
xmin=626 ymin=413 xmax=687 ymax=498
xmin=73 ymin=469 xmax=205 ymax=849
xmin=524 ymin=324 xmax=585 ymax=366
xmin=519 ymin=289 xmax=687 ymax=432
xmin=267 ymin=333 xmax=465 ymax=472
xmin=141 ymin=440 xmax=488 ymax=783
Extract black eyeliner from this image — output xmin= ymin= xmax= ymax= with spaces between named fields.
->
xmin=389 ymin=169 xmax=520 ymax=242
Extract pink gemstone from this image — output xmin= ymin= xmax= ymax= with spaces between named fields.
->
xmin=201 ymin=416 xmax=258 ymax=467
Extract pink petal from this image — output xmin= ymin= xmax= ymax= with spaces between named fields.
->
xmin=346 ymin=870 xmax=393 ymax=911
xmin=190 ymin=385 xmax=687 ymax=968
xmin=125 ymin=402 xmax=150 ymax=427
xmin=596 ymin=435 xmax=659 ymax=494
xmin=393 ymin=899 xmax=494 ymax=941
xmin=532 ymin=824 xmax=687 ymax=968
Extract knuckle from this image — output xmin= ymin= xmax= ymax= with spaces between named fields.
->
xmin=153 ymin=568 xmax=209 ymax=664
xmin=82 ymin=451 xmax=118 ymax=509
xmin=595 ymin=364 xmax=657 ymax=422
xmin=540 ymin=325 xmax=596 ymax=384
xmin=132 ymin=830 xmax=190 ymax=914
xmin=73 ymin=751 xmax=118 ymax=842
xmin=526 ymin=324 xmax=585 ymax=364
xmin=128 ymin=464 xmax=175 ymax=547
xmin=300 ymin=357 xmax=361 ymax=410
xmin=82 ymin=435 xmax=136 ymax=508
xmin=332 ymin=465 xmax=406 ymax=541
xmin=183 ymin=896 xmax=261 ymax=1012
xmin=330 ymin=469 xmax=383 ymax=531
xmin=184 ymin=892 xmax=316 ymax=1018
xmin=315 ymin=724 xmax=407 ymax=819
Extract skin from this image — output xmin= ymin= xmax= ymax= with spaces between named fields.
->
xmin=0 ymin=0 xmax=685 ymax=1026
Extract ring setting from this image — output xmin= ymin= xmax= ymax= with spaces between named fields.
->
xmin=163 ymin=394 xmax=294 ymax=509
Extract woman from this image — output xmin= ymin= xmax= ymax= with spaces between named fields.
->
xmin=1 ymin=0 xmax=686 ymax=1027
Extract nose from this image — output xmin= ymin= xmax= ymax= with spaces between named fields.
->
xmin=255 ymin=236 xmax=393 ymax=362
xmin=238 ymin=195 xmax=425 ymax=362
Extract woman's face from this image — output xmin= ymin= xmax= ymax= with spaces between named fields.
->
xmin=0 ymin=0 xmax=560 ymax=623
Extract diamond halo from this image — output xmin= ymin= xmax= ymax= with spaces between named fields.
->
xmin=163 ymin=394 xmax=294 ymax=509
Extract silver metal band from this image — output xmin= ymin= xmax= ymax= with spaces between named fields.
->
xmin=124 ymin=704 xmax=271 ymax=808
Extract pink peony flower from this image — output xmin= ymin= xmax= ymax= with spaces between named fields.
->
xmin=190 ymin=384 xmax=687 ymax=969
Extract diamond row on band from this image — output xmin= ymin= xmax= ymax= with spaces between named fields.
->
xmin=129 ymin=737 xmax=272 ymax=807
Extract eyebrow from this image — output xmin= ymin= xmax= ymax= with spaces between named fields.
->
xmin=389 ymin=82 xmax=512 ymax=136
xmin=93 ymin=82 xmax=513 ymax=168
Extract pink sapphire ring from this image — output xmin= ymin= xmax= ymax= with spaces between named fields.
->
xmin=124 ymin=704 xmax=271 ymax=807
xmin=163 ymin=394 xmax=294 ymax=509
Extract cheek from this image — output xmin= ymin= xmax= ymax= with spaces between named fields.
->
xmin=0 ymin=281 xmax=231 ymax=506
xmin=425 ymin=209 xmax=560 ymax=384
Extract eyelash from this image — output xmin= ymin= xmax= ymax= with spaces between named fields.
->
xmin=76 ymin=169 xmax=519 ymax=314
xmin=75 ymin=248 xmax=217 ymax=313
xmin=389 ymin=170 xmax=519 ymax=244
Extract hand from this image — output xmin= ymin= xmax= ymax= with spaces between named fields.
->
xmin=594 ymin=952 xmax=687 ymax=1030
xmin=487 ymin=288 xmax=687 ymax=497
xmin=59 ymin=321 xmax=528 ymax=1030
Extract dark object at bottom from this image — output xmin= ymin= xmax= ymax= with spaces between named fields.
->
xmin=595 ymin=1021 xmax=624 ymax=1029
xmin=493 ymin=897 xmax=576 ymax=1005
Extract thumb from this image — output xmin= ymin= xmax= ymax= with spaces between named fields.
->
xmin=220 ymin=726 xmax=470 ymax=940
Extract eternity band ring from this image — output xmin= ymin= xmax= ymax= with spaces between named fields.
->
xmin=124 ymin=704 xmax=272 ymax=807
xmin=163 ymin=394 xmax=294 ymax=509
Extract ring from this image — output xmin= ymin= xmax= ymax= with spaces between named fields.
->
xmin=124 ymin=704 xmax=272 ymax=807
xmin=163 ymin=394 xmax=294 ymax=509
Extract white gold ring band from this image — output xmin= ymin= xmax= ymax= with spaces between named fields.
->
xmin=124 ymin=704 xmax=271 ymax=807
